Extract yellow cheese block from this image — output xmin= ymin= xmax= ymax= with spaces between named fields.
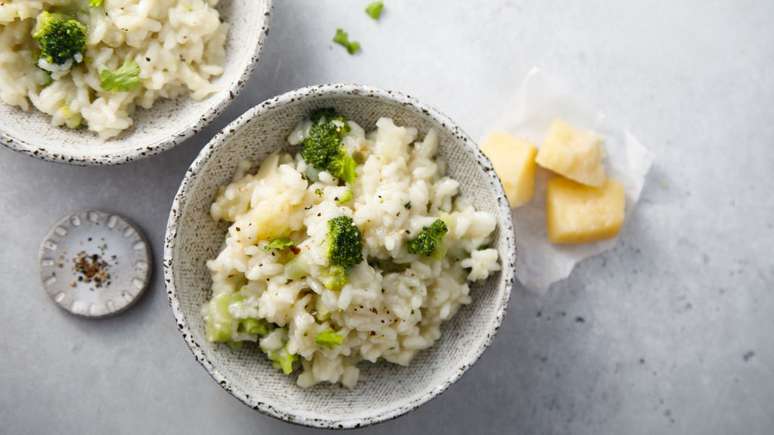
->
xmin=546 ymin=177 xmax=625 ymax=244
xmin=536 ymin=119 xmax=607 ymax=187
xmin=480 ymin=132 xmax=538 ymax=208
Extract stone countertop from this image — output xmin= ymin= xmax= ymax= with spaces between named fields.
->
xmin=1 ymin=1 xmax=772 ymax=434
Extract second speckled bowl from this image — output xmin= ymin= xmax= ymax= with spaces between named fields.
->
xmin=163 ymin=84 xmax=515 ymax=429
xmin=0 ymin=0 xmax=271 ymax=165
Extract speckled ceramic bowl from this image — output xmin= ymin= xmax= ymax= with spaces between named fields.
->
xmin=0 ymin=0 xmax=272 ymax=166
xmin=163 ymin=84 xmax=515 ymax=429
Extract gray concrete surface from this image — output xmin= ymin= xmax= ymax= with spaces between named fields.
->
xmin=1 ymin=1 xmax=773 ymax=434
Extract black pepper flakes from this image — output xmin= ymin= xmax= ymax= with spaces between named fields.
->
xmin=72 ymin=251 xmax=111 ymax=289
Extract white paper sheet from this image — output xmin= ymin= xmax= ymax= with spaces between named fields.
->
xmin=487 ymin=67 xmax=655 ymax=292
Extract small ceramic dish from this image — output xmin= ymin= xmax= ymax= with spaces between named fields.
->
xmin=0 ymin=0 xmax=272 ymax=166
xmin=163 ymin=84 xmax=515 ymax=429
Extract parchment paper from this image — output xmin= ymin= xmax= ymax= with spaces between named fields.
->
xmin=487 ymin=67 xmax=655 ymax=292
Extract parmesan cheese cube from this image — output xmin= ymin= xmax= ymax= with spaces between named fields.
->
xmin=546 ymin=177 xmax=625 ymax=244
xmin=536 ymin=119 xmax=607 ymax=187
xmin=480 ymin=132 xmax=538 ymax=208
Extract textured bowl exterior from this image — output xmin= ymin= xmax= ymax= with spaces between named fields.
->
xmin=0 ymin=0 xmax=272 ymax=166
xmin=164 ymin=84 xmax=516 ymax=429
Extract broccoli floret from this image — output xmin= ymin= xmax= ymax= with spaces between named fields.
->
xmin=205 ymin=291 xmax=275 ymax=342
xmin=301 ymin=109 xmax=357 ymax=184
xmin=365 ymin=1 xmax=384 ymax=20
xmin=263 ymin=237 xmax=299 ymax=264
xmin=332 ymin=28 xmax=361 ymax=55
xmin=301 ymin=109 xmax=348 ymax=168
xmin=204 ymin=292 xmax=245 ymax=343
xmin=268 ymin=347 xmax=298 ymax=375
xmin=329 ymin=150 xmax=357 ymax=184
xmin=100 ymin=59 xmax=141 ymax=92
xmin=58 ymin=104 xmax=82 ymax=129
xmin=237 ymin=318 xmax=272 ymax=336
xmin=315 ymin=329 xmax=344 ymax=348
xmin=336 ymin=189 xmax=353 ymax=205
xmin=321 ymin=265 xmax=348 ymax=291
xmin=407 ymin=219 xmax=448 ymax=257
xmin=327 ymin=216 xmax=363 ymax=270
xmin=263 ymin=237 xmax=295 ymax=252
xmin=32 ymin=12 xmax=87 ymax=65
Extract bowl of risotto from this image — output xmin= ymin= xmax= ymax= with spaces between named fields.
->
xmin=164 ymin=84 xmax=515 ymax=428
xmin=0 ymin=0 xmax=271 ymax=165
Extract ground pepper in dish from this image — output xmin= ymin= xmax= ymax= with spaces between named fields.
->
xmin=73 ymin=251 xmax=111 ymax=288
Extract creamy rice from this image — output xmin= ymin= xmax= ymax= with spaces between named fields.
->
xmin=204 ymin=116 xmax=501 ymax=388
xmin=0 ymin=0 xmax=227 ymax=138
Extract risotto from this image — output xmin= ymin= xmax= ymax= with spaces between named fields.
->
xmin=0 ymin=0 xmax=227 ymax=139
xmin=203 ymin=110 xmax=501 ymax=388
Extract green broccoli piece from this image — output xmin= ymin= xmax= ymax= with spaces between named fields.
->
xmin=321 ymin=265 xmax=348 ymax=291
xmin=301 ymin=114 xmax=345 ymax=169
xmin=407 ymin=219 xmax=448 ymax=257
xmin=32 ymin=11 xmax=87 ymax=65
xmin=205 ymin=291 xmax=274 ymax=342
xmin=301 ymin=109 xmax=357 ymax=184
xmin=58 ymin=104 xmax=82 ymax=129
xmin=365 ymin=1 xmax=384 ymax=20
xmin=321 ymin=216 xmax=361 ymax=290
xmin=332 ymin=28 xmax=361 ymax=55
xmin=237 ymin=318 xmax=272 ymax=336
xmin=327 ymin=216 xmax=363 ymax=270
xmin=100 ymin=59 xmax=141 ymax=92
xmin=204 ymin=292 xmax=245 ymax=343
xmin=315 ymin=329 xmax=344 ymax=348
xmin=329 ymin=150 xmax=357 ymax=184
xmin=263 ymin=237 xmax=295 ymax=252
xmin=336 ymin=189 xmax=353 ymax=205
xmin=89 ymin=0 xmax=104 ymax=6
xmin=268 ymin=347 xmax=298 ymax=375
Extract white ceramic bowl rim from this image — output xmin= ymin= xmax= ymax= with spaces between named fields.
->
xmin=0 ymin=0 xmax=272 ymax=166
xmin=163 ymin=83 xmax=516 ymax=429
